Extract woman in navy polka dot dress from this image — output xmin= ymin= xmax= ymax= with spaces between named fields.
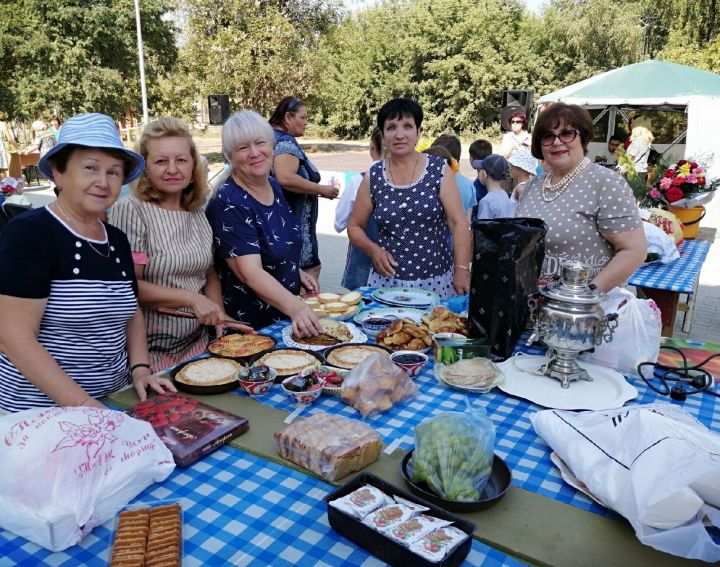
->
xmin=348 ymin=99 xmax=471 ymax=299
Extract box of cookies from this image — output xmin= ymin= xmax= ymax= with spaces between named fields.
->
xmin=109 ymin=500 xmax=182 ymax=566
xmin=325 ymin=472 xmax=474 ymax=566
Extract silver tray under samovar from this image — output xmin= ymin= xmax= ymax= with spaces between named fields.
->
xmin=527 ymin=261 xmax=618 ymax=388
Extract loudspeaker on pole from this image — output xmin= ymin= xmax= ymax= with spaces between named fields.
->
xmin=208 ymin=94 xmax=230 ymax=125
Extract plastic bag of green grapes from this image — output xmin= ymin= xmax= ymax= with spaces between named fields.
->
xmin=410 ymin=410 xmax=494 ymax=501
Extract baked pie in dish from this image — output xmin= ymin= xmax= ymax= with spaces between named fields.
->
xmin=254 ymin=349 xmax=322 ymax=377
xmin=174 ymin=358 xmax=243 ymax=386
xmin=207 ymin=334 xmax=276 ymax=358
xmin=325 ymin=344 xmax=391 ymax=369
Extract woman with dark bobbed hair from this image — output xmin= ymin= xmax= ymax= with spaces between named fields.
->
xmin=516 ymin=103 xmax=646 ymax=291
xmin=348 ymin=98 xmax=471 ymax=298
xmin=501 ymin=111 xmax=531 ymax=159
xmin=269 ymin=96 xmax=339 ymax=282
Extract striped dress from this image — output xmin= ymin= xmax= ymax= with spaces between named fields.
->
xmin=110 ymin=196 xmax=214 ymax=371
xmin=0 ymin=207 xmax=138 ymax=412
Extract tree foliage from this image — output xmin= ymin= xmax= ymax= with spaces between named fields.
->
xmin=0 ymin=0 xmax=177 ymax=120
xmin=180 ymin=0 xmax=342 ymax=116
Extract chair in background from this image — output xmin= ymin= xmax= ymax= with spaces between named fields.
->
xmin=2 ymin=202 xmax=32 ymax=221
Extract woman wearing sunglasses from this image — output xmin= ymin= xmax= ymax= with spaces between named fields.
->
xmin=500 ymin=111 xmax=531 ymax=159
xmin=269 ymin=97 xmax=339 ymax=283
xmin=516 ymin=103 xmax=646 ymax=292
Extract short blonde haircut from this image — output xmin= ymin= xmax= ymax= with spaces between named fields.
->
xmin=222 ymin=110 xmax=275 ymax=164
xmin=631 ymin=126 xmax=654 ymax=145
xmin=134 ymin=117 xmax=208 ymax=211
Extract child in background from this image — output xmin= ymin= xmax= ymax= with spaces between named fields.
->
xmin=472 ymin=154 xmax=515 ymax=219
xmin=507 ymin=149 xmax=537 ymax=204
xmin=468 ymin=139 xmax=492 ymax=218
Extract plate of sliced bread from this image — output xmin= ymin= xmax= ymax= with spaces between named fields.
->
xmin=304 ymin=291 xmax=363 ymax=320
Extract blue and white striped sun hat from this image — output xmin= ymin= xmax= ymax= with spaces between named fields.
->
xmin=38 ymin=113 xmax=145 ymax=183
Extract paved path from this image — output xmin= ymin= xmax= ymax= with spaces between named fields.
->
xmin=22 ymin=140 xmax=720 ymax=342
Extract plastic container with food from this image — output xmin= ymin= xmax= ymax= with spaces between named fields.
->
xmin=324 ymin=472 xmax=474 ymax=567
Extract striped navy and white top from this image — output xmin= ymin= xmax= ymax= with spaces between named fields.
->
xmin=0 ymin=206 xmax=138 ymax=412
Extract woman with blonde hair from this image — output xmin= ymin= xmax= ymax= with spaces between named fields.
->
xmin=110 ymin=117 xmax=251 ymax=371
xmin=626 ymin=126 xmax=654 ymax=179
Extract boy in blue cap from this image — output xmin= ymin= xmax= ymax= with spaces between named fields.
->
xmin=472 ymin=154 xmax=516 ymax=219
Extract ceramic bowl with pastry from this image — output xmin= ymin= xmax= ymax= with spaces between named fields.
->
xmin=170 ymin=357 xmax=243 ymax=395
xmin=250 ymin=348 xmax=324 ymax=382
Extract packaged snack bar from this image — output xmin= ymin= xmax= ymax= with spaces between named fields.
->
xmin=386 ymin=514 xmax=451 ymax=547
xmin=392 ymin=495 xmax=430 ymax=516
xmin=363 ymin=504 xmax=416 ymax=531
xmin=409 ymin=525 xmax=470 ymax=562
xmin=328 ymin=484 xmax=392 ymax=519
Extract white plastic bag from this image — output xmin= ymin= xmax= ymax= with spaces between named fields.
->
xmin=580 ymin=287 xmax=661 ymax=376
xmin=0 ymin=406 xmax=175 ymax=551
xmin=642 ymin=221 xmax=680 ymax=264
xmin=532 ymin=403 xmax=720 ymax=562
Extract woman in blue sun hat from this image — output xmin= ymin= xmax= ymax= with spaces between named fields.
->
xmin=0 ymin=113 xmax=176 ymax=412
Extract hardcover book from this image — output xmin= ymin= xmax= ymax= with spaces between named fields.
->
xmin=127 ymin=394 xmax=249 ymax=467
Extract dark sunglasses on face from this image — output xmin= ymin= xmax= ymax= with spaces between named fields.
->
xmin=540 ymin=128 xmax=579 ymax=146
xmin=510 ymin=120 xmax=524 ymax=124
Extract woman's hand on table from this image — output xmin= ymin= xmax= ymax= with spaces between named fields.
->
xmin=290 ymin=301 xmax=322 ymax=337
xmin=370 ymin=247 xmax=398 ymax=278
xmin=453 ymin=265 xmax=471 ymax=295
xmin=132 ymin=369 xmax=177 ymax=402
xmin=299 ymin=270 xmax=319 ymax=295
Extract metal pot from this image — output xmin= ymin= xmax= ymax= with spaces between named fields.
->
xmin=527 ymin=261 xmax=617 ymax=388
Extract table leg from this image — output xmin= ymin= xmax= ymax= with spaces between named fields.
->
xmin=636 ymin=287 xmax=680 ymax=337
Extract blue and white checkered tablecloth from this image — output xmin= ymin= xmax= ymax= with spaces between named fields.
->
xmin=628 ymin=239 xmax=711 ymax=293
xmin=0 ymin=446 xmax=526 ymax=567
xmin=251 ymin=291 xmax=720 ymax=518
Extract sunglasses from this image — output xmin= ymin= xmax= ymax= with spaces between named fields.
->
xmin=510 ymin=120 xmax=524 ymax=124
xmin=287 ymin=98 xmax=302 ymax=112
xmin=540 ymin=128 xmax=579 ymax=146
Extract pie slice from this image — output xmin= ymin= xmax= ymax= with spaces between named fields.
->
xmin=291 ymin=319 xmax=353 ymax=347
xmin=175 ymin=358 xmax=243 ymax=386
xmin=207 ymin=334 xmax=276 ymax=358
xmin=255 ymin=349 xmax=321 ymax=377
xmin=326 ymin=345 xmax=390 ymax=369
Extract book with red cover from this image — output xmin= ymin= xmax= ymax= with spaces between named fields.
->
xmin=127 ymin=393 xmax=249 ymax=467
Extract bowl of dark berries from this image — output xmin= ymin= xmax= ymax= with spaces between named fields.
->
xmin=281 ymin=372 xmax=325 ymax=405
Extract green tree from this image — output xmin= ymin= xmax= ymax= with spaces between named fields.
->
xmin=0 ymin=0 xmax=177 ymax=121
xmin=180 ymin=0 xmax=342 ymax=116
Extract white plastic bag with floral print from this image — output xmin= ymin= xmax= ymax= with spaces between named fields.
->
xmin=0 ymin=406 xmax=175 ymax=551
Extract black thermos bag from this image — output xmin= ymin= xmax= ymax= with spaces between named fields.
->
xmin=468 ymin=217 xmax=547 ymax=360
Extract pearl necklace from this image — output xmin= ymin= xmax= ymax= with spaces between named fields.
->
xmin=542 ymin=158 xmax=591 ymax=202
xmin=54 ymin=200 xmax=110 ymax=258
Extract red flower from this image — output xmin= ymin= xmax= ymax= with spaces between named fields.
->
xmin=665 ymin=187 xmax=685 ymax=202
xmin=663 ymin=169 xmax=675 ymax=178
xmin=698 ymin=175 xmax=706 ymax=186
xmin=690 ymin=162 xmax=698 ymax=169
xmin=671 ymin=176 xmax=685 ymax=186
xmin=677 ymin=159 xmax=687 ymax=167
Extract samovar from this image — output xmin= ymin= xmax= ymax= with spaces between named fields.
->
xmin=527 ymin=261 xmax=618 ymax=388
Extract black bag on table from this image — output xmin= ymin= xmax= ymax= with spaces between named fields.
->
xmin=468 ymin=217 xmax=547 ymax=360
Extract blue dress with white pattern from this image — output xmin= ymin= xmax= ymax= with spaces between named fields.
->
xmin=206 ymin=176 xmax=302 ymax=329
xmin=367 ymin=154 xmax=454 ymax=298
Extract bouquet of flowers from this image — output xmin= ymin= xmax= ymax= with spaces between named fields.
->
xmin=643 ymin=159 xmax=718 ymax=208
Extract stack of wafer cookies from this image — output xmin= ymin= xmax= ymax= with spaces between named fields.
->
xmin=110 ymin=503 xmax=181 ymax=566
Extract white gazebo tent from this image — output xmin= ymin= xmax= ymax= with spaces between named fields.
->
xmin=536 ymin=60 xmax=720 ymax=180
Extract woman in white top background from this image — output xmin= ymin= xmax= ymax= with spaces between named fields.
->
xmin=501 ymin=111 xmax=532 ymax=160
